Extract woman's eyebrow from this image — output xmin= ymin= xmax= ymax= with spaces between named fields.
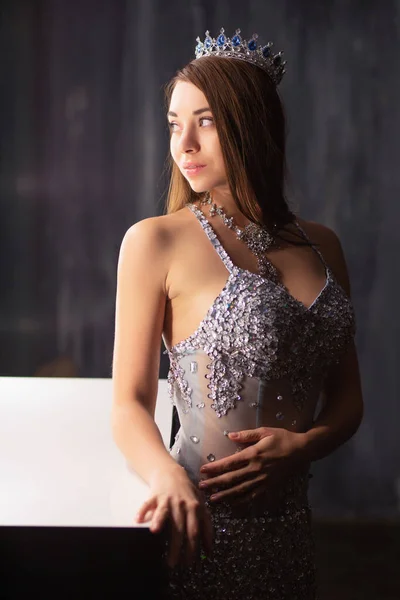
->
xmin=167 ymin=107 xmax=211 ymax=117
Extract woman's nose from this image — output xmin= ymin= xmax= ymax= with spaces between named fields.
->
xmin=178 ymin=128 xmax=200 ymax=154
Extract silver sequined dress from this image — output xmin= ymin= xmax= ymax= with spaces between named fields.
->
xmin=163 ymin=203 xmax=356 ymax=600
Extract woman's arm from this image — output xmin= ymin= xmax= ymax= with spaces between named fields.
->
xmin=297 ymin=222 xmax=364 ymax=462
xmin=112 ymin=217 xmax=213 ymax=566
xmin=111 ymin=217 xmax=181 ymax=485
xmin=298 ymin=340 xmax=363 ymax=462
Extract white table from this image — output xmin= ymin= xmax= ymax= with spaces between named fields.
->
xmin=0 ymin=376 xmax=173 ymax=528
xmin=0 ymin=377 xmax=173 ymax=599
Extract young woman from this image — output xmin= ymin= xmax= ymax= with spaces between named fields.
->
xmin=111 ymin=28 xmax=363 ymax=599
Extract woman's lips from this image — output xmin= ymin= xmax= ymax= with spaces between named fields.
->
xmin=183 ymin=165 xmax=206 ymax=176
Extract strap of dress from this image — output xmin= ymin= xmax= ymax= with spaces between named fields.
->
xmin=187 ymin=203 xmax=235 ymax=273
xmin=293 ymin=220 xmax=329 ymax=270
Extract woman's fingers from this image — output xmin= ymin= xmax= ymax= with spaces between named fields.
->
xmin=216 ymin=473 xmax=267 ymax=503
xmin=202 ymin=465 xmax=255 ymax=492
xmin=139 ymin=492 xmax=212 ymax=569
xmin=185 ymin=500 xmax=201 ymax=564
xmin=150 ymin=501 xmax=170 ymax=533
xmin=136 ymin=496 xmax=156 ymax=522
xmin=143 ymin=508 xmax=155 ymax=522
xmin=166 ymin=500 xmax=186 ymax=568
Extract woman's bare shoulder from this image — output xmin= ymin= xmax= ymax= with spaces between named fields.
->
xmin=295 ymin=216 xmax=340 ymax=245
xmin=118 ymin=208 xmax=191 ymax=289
xmin=122 ymin=207 xmax=189 ymax=251
xmin=296 ymin=217 xmax=351 ymax=296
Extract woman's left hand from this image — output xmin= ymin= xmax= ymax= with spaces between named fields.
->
xmin=197 ymin=427 xmax=307 ymax=504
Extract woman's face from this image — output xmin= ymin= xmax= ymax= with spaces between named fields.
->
xmin=168 ymin=81 xmax=228 ymax=194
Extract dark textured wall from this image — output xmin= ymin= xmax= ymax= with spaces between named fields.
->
xmin=1 ymin=0 xmax=399 ymax=516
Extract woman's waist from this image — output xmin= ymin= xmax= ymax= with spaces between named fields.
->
xmin=170 ymin=434 xmax=312 ymax=499
xmin=173 ymin=376 xmax=320 ymax=431
xmin=174 ymin=406 xmax=316 ymax=443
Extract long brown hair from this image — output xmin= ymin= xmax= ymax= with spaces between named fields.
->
xmin=163 ymin=55 xmax=295 ymax=232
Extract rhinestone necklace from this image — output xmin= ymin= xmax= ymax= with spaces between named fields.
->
xmin=199 ymin=192 xmax=280 ymax=281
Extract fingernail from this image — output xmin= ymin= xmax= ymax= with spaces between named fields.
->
xmin=229 ymin=432 xmax=239 ymax=438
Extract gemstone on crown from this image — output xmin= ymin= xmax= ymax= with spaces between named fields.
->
xmin=247 ymin=33 xmax=258 ymax=51
xmin=195 ymin=37 xmax=204 ymax=54
xmin=262 ymin=44 xmax=272 ymax=58
xmin=217 ymin=27 xmax=226 ymax=47
xmin=204 ymin=30 xmax=212 ymax=49
xmin=194 ymin=27 xmax=286 ymax=86
xmin=231 ymin=29 xmax=242 ymax=47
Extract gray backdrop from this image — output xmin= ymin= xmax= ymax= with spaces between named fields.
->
xmin=1 ymin=0 xmax=399 ymax=517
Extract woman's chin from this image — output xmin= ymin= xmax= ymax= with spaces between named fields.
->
xmin=187 ymin=180 xmax=209 ymax=194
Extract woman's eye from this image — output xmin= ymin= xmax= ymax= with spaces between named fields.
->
xmin=167 ymin=117 xmax=213 ymax=131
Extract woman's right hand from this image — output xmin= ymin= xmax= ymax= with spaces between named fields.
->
xmin=135 ymin=465 xmax=214 ymax=568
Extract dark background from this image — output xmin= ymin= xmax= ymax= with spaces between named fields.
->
xmin=1 ymin=0 xmax=399 ymax=521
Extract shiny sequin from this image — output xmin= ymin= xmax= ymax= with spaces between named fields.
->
xmin=207 ymin=454 xmax=216 ymax=462
xmin=166 ymin=204 xmax=356 ymax=418
xmin=166 ymin=473 xmax=317 ymax=599
xmin=164 ymin=203 xmax=356 ymax=599
xmin=190 ymin=361 xmax=198 ymax=373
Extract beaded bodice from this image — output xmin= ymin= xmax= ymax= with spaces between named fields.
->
xmin=163 ymin=203 xmax=356 ymax=485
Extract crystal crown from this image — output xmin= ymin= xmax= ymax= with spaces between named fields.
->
xmin=195 ymin=28 xmax=286 ymax=85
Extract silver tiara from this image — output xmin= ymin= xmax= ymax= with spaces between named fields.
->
xmin=194 ymin=28 xmax=286 ymax=86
